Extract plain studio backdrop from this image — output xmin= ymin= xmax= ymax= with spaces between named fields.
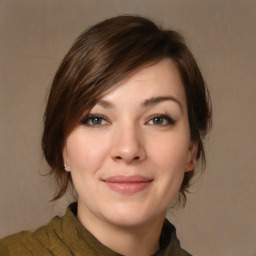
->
xmin=0 ymin=1 xmax=255 ymax=255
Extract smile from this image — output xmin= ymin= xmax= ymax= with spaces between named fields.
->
xmin=102 ymin=175 xmax=153 ymax=194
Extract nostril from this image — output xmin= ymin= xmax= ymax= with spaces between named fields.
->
xmin=114 ymin=155 xmax=140 ymax=161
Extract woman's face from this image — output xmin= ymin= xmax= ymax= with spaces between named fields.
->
xmin=63 ymin=59 xmax=197 ymax=229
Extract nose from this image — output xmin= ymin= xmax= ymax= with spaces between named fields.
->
xmin=110 ymin=123 xmax=146 ymax=163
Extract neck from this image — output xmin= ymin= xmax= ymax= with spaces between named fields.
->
xmin=77 ymin=202 xmax=165 ymax=256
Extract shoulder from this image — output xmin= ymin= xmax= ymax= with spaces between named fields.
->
xmin=0 ymin=229 xmax=49 ymax=256
xmin=0 ymin=215 xmax=70 ymax=256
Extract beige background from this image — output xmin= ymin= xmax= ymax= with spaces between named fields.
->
xmin=1 ymin=0 xmax=255 ymax=255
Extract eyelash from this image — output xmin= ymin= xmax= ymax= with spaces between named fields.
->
xmin=80 ymin=114 xmax=109 ymax=127
xmin=146 ymin=114 xmax=175 ymax=126
xmin=80 ymin=114 xmax=175 ymax=127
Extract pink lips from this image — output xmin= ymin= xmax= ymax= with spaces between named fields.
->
xmin=102 ymin=175 xmax=153 ymax=194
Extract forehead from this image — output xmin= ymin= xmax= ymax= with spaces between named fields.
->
xmin=100 ymin=59 xmax=187 ymax=108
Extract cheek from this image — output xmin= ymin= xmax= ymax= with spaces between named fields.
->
xmin=148 ymin=133 xmax=190 ymax=170
xmin=66 ymin=132 xmax=110 ymax=174
xmin=149 ymin=134 xmax=190 ymax=202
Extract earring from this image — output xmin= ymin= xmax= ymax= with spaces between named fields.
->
xmin=64 ymin=163 xmax=69 ymax=168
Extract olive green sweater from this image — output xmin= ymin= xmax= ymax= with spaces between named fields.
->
xmin=0 ymin=203 xmax=191 ymax=256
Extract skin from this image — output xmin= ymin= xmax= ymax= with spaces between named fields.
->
xmin=63 ymin=59 xmax=197 ymax=256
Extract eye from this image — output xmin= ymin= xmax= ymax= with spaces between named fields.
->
xmin=146 ymin=114 xmax=175 ymax=126
xmin=80 ymin=114 xmax=109 ymax=127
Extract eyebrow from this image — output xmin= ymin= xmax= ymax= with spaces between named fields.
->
xmin=96 ymin=100 xmax=114 ymax=108
xmin=95 ymin=96 xmax=183 ymax=113
xmin=142 ymin=96 xmax=183 ymax=113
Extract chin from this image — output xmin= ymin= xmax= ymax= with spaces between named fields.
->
xmin=103 ymin=205 xmax=163 ymax=228
xmin=108 ymin=215 xmax=150 ymax=228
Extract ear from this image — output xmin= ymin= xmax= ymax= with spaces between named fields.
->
xmin=185 ymin=141 xmax=198 ymax=172
xmin=62 ymin=146 xmax=71 ymax=172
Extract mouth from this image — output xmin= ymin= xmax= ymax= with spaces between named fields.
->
xmin=102 ymin=175 xmax=153 ymax=194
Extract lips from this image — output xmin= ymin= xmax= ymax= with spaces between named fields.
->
xmin=102 ymin=175 xmax=153 ymax=194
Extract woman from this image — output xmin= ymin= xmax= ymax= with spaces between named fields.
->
xmin=0 ymin=15 xmax=211 ymax=256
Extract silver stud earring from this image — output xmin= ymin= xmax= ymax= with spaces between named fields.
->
xmin=64 ymin=163 xmax=69 ymax=168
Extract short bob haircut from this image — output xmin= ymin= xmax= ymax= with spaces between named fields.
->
xmin=42 ymin=15 xmax=212 ymax=204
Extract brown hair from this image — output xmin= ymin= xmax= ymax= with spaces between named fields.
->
xmin=42 ymin=15 xmax=212 ymax=204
